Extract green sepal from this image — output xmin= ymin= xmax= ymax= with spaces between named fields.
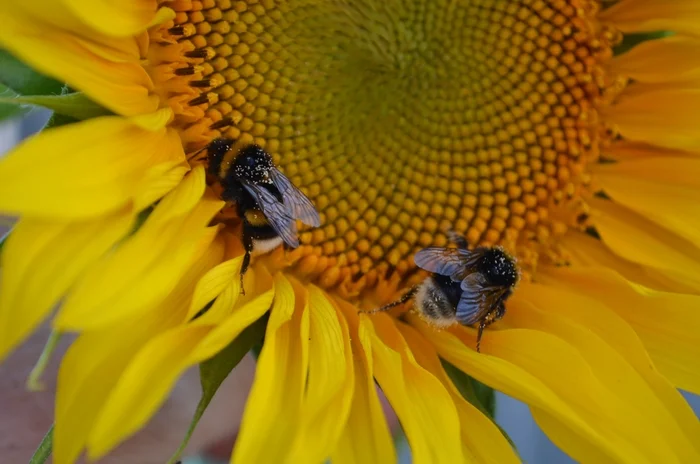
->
xmin=167 ymin=314 xmax=269 ymax=464
xmin=29 ymin=424 xmax=53 ymax=464
xmin=0 ymin=83 xmax=28 ymax=121
xmin=441 ymin=359 xmax=519 ymax=454
xmin=0 ymin=92 xmax=110 ymax=121
xmin=0 ymin=50 xmax=64 ymax=96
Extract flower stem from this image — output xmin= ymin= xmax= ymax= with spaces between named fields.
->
xmin=27 ymin=330 xmax=61 ymax=391
xmin=29 ymin=425 xmax=53 ymax=464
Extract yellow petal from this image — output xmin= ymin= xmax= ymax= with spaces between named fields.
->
xmin=434 ymin=308 xmax=696 ymax=462
xmin=600 ymin=0 xmax=700 ymax=37
xmin=332 ymin=300 xmax=396 ymax=464
xmin=0 ymin=209 xmax=134 ymax=362
xmin=589 ymin=197 xmax=700 ymax=289
xmin=87 ymin=287 xmax=272 ymax=459
xmin=56 ymin=167 xmax=224 ymax=329
xmin=189 ymin=272 xmax=275 ymax=360
xmin=595 ymin=157 xmax=700 ymax=245
xmin=541 ymin=266 xmax=700 ymax=395
xmin=399 ymin=324 xmax=520 ymax=464
xmin=86 ymin=325 xmax=213 ymax=460
xmin=604 ymin=87 xmax=700 ymax=151
xmin=562 ymin=231 xmax=700 ymax=295
xmin=7 ymin=1 xmax=168 ymax=38
xmin=55 ymin=235 xmax=224 ymax=464
xmin=186 ymin=256 xmax=244 ymax=323
xmin=364 ymin=314 xmax=463 ymax=464
xmin=508 ymin=291 xmax=700 ymax=460
xmin=288 ymin=287 xmax=354 ymax=463
xmin=0 ymin=115 xmax=185 ymax=219
xmin=63 ymin=1 xmax=167 ymax=37
xmin=232 ymin=274 xmax=310 ymax=463
xmin=605 ymin=140 xmax=699 ymax=161
xmin=611 ymin=36 xmax=700 ymax=83
xmin=417 ymin=321 xmax=632 ymax=463
xmin=0 ymin=8 xmax=158 ymax=116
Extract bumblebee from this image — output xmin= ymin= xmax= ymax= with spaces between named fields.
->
xmin=204 ymin=138 xmax=321 ymax=292
xmin=363 ymin=234 xmax=519 ymax=352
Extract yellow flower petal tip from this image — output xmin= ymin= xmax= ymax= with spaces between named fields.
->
xmin=2 ymin=1 xmax=700 ymax=463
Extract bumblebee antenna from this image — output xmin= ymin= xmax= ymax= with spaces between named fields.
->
xmin=359 ymin=286 xmax=418 ymax=315
xmin=446 ymin=230 xmax=469 ymax=249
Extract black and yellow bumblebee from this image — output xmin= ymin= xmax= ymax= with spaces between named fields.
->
xmin=204 ymin=138 xmax=321 ymax=292
xmin=363 ymin=233 xmax=519 ymax=352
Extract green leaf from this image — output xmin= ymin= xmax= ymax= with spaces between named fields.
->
xmin=441 ymin=359 xmax=519 ymax=453
xmin=29 ymin=424 xmax=53 ymax=464
xmin=0 ymin=92 xmax=110 ymax=121
xmin=167 ymin=314 xmax=268 ymax=464
xmin=0 ymin=50 xmax=64 ymax=96
xmin=43 ymin=112 xmax=80 ymax=130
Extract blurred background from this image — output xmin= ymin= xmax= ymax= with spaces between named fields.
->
xmin=1 ymin=109 xmax=699 ymax=464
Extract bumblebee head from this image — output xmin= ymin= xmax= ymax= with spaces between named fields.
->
xmin=476 ymin=247 xmax=519 ymax=288
xmin=232 ymin=144 xmax=275 ymax=183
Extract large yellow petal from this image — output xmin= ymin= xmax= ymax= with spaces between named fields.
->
xmin=63 ymin=1 xmax=169 ymax=37
xmin=87 ymin=276 xmax=273 ymax=460
xmin=0 ymin=8 xmax=158 ymax=116
xmin=540 ymin=266 xmax=700 ymax=395
xmin=186 ymin=256 xmax=244 ymax=323
xmin=399 ymin=324 xmax=520 ymax=464
xmin=55 ymin=167 xmax=224 ymax=329
xmin=519 ymin=273 xmax=700 ymax=445
xmin=288 ymin=287 xmax=354 ymax=463
xmin=0 ymin=113 xmax=185 ymax=219
xmin=600 ymin=0 xmax=700 ymax=37
xmin=589 ymin=197 xmax=700 ymax=289
xmin=417 ymin=320 xmax=638 ymax=463
xmin=332 ymin=300 xmax=396 ymax=464
xmin=364 ymin=314 xmax=463 ymax=464
xmin=0 ymin=209 xmax=134 ymax=362
xmin=7 ymin=1 xmax=168 ymax=39
xmin=54 ymin=234 xmax=225 ymax=464
xmin=604 ymin=87 xmax=700 ymax=151
xmin=508 ymin=292 xmax=700 ymax=460
xmin=561 ymin=231 xmax=700 ymax=295
xmin=232 ymin=274 xmax=310 ymax=463
xmin=611 ymin=36 xmax=700 ymax=83
xmin=595 ymin=157 xmax=700 ymax=245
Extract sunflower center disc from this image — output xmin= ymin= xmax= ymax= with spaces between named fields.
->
xmin=158 ymin=0 xmax=614 ymax=290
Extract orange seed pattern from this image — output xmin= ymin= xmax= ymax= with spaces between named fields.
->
xmin=149 ymin=0 xmax=619 ymax=293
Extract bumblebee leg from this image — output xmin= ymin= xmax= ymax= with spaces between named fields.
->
xmin=359 ymin=286 xmax=418 ymax=315
xmin=240 ymin=230 xmax=254 ymax=296
xmin=475 ymin=310 xmax=501 ymax=353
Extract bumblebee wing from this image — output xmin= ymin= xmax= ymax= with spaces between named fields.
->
xmin=241 ymin=182 xmax=299 ymax=248
xmin=270 ymin=167 xmax=321 ymax=227
xmin=456 ymin=273 xmax=508 ymax=326
xmin=414 ymin=247 xmax=473 ymax=281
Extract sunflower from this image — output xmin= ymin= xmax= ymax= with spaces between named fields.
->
xmin=1 ymin=0 xmax=700 ymax=463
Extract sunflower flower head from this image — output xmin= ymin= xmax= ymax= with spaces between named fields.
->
xmin=1 ymin=1 xmax=700 ymax=463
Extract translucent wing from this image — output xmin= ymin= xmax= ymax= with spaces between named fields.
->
xmin=242 ymin=182 xmax=299 ymax=248
xmin=414 ymin=247 xmax=473 ymax=281
xmin=456 ymin=273 xmax=508 ymax=326
xmin=270 ymin=167 xmax=321 ymax=227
